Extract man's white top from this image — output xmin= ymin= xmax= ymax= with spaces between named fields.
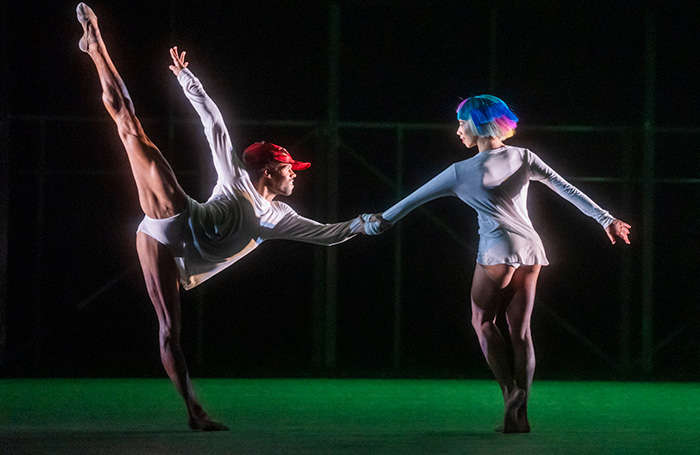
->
xmin=382 ymin=145 xmax=614 ymax=267
xmin=138 ymin=69 xmax=362 ymax=289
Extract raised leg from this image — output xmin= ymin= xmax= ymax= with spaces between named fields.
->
xmin=76 ymin=3 xmax=187 ymax=220
xmin=136 ymin=232 xmax=228 ymax=431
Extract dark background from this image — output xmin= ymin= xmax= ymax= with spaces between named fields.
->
xmin=1 ymin=1 xmax=699 ymax=381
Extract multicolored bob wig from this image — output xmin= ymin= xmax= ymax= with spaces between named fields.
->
xmin=456 ymin=95 xmax=518 ymax=140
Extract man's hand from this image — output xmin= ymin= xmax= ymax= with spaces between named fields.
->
xmin=169 ymin=46 xmax=188 ymax=76
xmin=605 ymin=219 xmax=631 ymax=245
xmin=361 ymin=213 xmax=393 ymax=235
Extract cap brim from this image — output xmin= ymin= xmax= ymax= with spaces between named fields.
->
xmin=291 ymin=161 xmax=311 ymax=171
xmin=272 ymin=152 xmax=311 ymax=171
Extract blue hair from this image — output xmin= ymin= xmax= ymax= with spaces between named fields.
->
xmin=456 ymin=95 xmax=519 ymax=140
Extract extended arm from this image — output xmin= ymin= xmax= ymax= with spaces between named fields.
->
xmin=268 ymin=209 xmax=365 ymax=245
xmin=169 ymin=47 xmax=245 ymax=182
xmin=362 ymin=165 xmax=457 ymax=235
xmin=529 ymin=151 xmax=631 ymax=244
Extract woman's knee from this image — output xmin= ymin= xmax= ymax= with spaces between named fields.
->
xmin=471 ymin=306 xmax=497 ymax=336
xmin=508 ymin=323 xmax=532 ymax=345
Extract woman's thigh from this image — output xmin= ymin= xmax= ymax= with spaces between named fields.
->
xmin=471 ymin=263 xmax=517 ymax=320
xmin=504 ymin=265 xmax=541 ymax=336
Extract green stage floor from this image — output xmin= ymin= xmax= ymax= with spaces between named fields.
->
xmin=1 ymin=379 xmax=699 ymax=454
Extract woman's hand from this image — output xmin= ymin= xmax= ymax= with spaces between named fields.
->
xmin=169 ymin=46 xmax=188 ymax=76
xmin=361 ymin=213 xmax=394 ymax=235
xmin=605 ymin=219 xmax=631 ymax=244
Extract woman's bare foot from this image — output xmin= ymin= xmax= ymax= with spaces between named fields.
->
xmin=502 ymin=388 xmax=527 ymax=433
xmin=188 ymin=414 xmax=230 ymax=432
xmin=517 ymin=401 xmax=531 ymax=433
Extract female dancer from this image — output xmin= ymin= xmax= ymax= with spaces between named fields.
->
xmin=365 ymin=95 xmax=631 ymax=432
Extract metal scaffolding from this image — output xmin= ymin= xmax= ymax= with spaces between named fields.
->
xmin=3 ymin=5 xmax=699 ymax=378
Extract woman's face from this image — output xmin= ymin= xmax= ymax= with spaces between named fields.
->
xmin=456 ymin=119 xmax=477 ymax=148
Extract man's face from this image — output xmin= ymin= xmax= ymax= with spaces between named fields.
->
xmin=266 ymin=163 xmax=297 ymax=197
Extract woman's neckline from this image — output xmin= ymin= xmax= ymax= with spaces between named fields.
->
xmin=480 ymin=145 xmax=508 ymax=154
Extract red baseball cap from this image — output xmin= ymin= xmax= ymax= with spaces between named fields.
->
xmin=242 ymin=141 xmax=311 ymax=171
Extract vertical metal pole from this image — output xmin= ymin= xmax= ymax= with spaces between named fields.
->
xmin=323 ymin=1 xmax=341 ymax=369
xmin=167 ymin=0 xmax=177 ymax=165
xmin=619 ymin=136 xmax=634 ymax=372
xmin=392 ymin=127 xmax=404 ymax=370
xmin=34 ymin=119 xmax=47 ymax=370
xmin=641 ymin=11 xmax=657 ymax=373
xmin=488 ymin=7 xmax=498 ymax=91
xmin=0 ymin=117 xmax=6 ymax=370
xmin=167 ymin=0 xmax=203 ymax=374
xmin=0 ymin=0 xmax=9 ymax=369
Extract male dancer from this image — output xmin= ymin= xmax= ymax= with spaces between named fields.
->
xmin=77 ymin=3 xmax=375 ymax=430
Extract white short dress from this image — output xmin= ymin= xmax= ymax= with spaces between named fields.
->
xmin=382 ymin=145 xmax=614 ymax=267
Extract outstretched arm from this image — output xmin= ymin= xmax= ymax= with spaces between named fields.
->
xmin=529 ymin=151 xmax=631 ymax=244
xmin=361 ymin=165 xmax=456 ymax=236
xmin=169 ymin=47 xmax=245 ymax=182
xmin=267 ymin=205 xmax=365 ymax=245
xmin=380 ymin=166 xmax=456 ymax=225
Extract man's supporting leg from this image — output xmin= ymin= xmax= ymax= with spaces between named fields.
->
xmin=136 ymin=232 xmax=228 ymax=431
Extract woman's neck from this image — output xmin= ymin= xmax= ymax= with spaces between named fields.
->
xmin=477 ymin=136 xmax=505 ymax=153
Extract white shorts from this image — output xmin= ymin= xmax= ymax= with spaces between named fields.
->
xmin=136 ymin=198 xmax=193 ymax=256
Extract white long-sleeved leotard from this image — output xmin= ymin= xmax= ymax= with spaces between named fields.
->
xmin=137 ymin=69 xmax=362 ymax=289
xmin=381 ymin=145 xmax=614 ymax=267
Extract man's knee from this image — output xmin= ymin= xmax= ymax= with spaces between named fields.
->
xmin=102 ymin=86 xmax=123 ymax=113
xmin=159 ymin=325 xmax=179 ymax=350
xmin=116 ymin=113 xmax=141 ymax=141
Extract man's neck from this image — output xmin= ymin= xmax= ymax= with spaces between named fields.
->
xmin=252 ymin=178 xmax=277 ymax=202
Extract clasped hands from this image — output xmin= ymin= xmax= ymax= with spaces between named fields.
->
xmin=361 ymin=213 xmax=393 ymax=236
